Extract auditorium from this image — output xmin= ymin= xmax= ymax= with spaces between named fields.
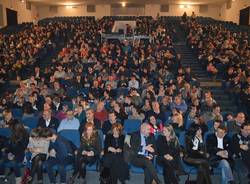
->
xmin=0 ymin=0 xmax=249 ymax=183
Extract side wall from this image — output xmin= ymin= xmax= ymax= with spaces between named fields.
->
xmin=0 ymin=0 xmax=38 ymax=27
xmin=145 ymin=4 xmax=221 ymax=19
xmin=220 ymin=0 xmax=250 ymax=24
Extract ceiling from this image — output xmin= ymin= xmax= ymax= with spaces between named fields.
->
xmin=28 ymin=0 xmax=228 ymax=6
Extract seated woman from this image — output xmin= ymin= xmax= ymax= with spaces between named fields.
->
xmin=0 ymin=120 xmax=29 ymax=184
xmin=128 ymin=105 xmax=145 ymax=121
xmin=168 ymin=109 xmax=184 ymax=136
xmin=147 ymin=115 xmax=163 ymax=135
xmin=183 ymin=124 xmax=212 ymax=184
xmin=156 ymin=124 xmax=181 ymax=184
xmin=27 ymin=128 xmax=51 ymax=184
xmin=69 ymin=122 xmax=101 ymax=183
xmin=103 ymin=123 xmax=129 ymax=184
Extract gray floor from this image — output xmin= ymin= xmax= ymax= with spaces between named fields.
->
xmin=5 ymin=171 xmax=222 ymax=184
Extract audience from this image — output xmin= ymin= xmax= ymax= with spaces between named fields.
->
xmin=0 ymin=15 xmax=249 ymax=184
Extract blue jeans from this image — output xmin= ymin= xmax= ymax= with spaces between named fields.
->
xmin=234 ymin=158 xmax=249 ymax=184
xmin=217 ymin=159 xmax=234 ymax=184
xmin=47 ymin=156 xmax=74 ymax=183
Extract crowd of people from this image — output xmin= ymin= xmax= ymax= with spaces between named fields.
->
xmin=183 ymin=17 xmax=250 ymax=116
xmin=0 ymin=15 xmax=249 ymax=184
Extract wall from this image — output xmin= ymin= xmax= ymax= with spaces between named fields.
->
xmin=37 ymin=4 xmax=222 ymax=20
xmin=145 ymin=4 xmax=221 ymax=20
xmin=220 ymin=0 xmax=250 ymax=24
xmin=0 ymin=0 xmax=38 ymax=27
xmin=34 ymin=0 xmax=250 ymax=23
xmin=37 ymin=4 xmax=110 ymax=20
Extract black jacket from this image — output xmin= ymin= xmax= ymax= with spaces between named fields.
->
xmin=230 ymin=133 xmax=250 ymax=158
xmin=206 ymin=133 xmax=233 ymax=165
xmin=37 ymin=117 xmax=59 ymax=130
xmin=156 ymin=135 xmax=180 ymax=159
xmin=130 ymin=132 xmax=156 ymax=157
xmin=104 ymin=133 xmax=125 ymax=154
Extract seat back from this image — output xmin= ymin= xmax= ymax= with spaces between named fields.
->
xmin=59 ymin=130 xmax=80 ymax=148
xmin=123 ymin=119 xmax=142 ymax=134
xmin=11 ymin=108 xmax=23 ymax=119
xmin=0 ymin=128 xmax=12 ymax=137
xmin=22 ymin=116 xmax=38 ymax=130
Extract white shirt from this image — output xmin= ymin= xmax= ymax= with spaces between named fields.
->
xmin=45 ymin=119 xmax=51 ymax=127
xmin=217 ymin=137 xmax=224 ymax=149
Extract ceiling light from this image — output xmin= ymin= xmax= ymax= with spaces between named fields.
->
xmin=66 ymin=5 xmax=73 ymax=9
xmin=122 ymin=2 xmax=126 ymax=7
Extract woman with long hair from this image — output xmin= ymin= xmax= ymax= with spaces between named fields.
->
xmin=69 ymin=122 xmax=101 ymax=183
xmin=0 ymin=120 xmax=29 ymax=184
xmin=156 ymin=124 xmax=181 ymax=184
xmin=183 ymin=124 xmax=212 ymax=184
xmin=103 ymin=123 xmax=129 ymax=184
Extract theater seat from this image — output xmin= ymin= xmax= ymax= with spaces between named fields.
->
xmin=123 ymin=119 xmax=142 ymax=134
xmin=22 ymin=116 xmax=38 ymax=131
xmin=59 ymin=130 xmax=80 ymax=148
xmin=0 ymin=128 xmax=12 ymax=137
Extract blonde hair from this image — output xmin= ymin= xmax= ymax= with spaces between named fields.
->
xmin=164 ymin=124 xmax=179 ymax=146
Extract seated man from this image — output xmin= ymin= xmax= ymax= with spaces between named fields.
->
xmin=57 ymin=109 xmax=80 ymax=132
xmin=227 ymin=112 xmax=246 ymax=134
xmin=37 ymin=109 xmax=59 ymax=131
xmin=47 ymin=132 xmax=75 ymax=184
xmin=206 ymin=124 xmax=235 ymax=184
xmin=79 ymin=108 xmax=101 ymax=134
xmin=230 ymin=123 xmax=250 ymax=183
xmin=102 ymin=111 xmax=121 ymax=135
xmin=129 ymin=123 xmax=161 ymax=184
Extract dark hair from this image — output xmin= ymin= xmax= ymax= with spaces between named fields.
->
xmin=241 ymin=122 xmax=250 ymax=129
xmin=10 ymin=121 xmax=28 ymax=143
xmin=187 ymin=124 xmax=202 ymax=138
xmin=217 ymin=124 xmax=227 ymax=132
xmin=23 ymin=102 xmax=34 ymax=114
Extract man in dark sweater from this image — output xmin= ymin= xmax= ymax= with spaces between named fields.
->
xmin=47 ymin=132 xmax=75 ymax=184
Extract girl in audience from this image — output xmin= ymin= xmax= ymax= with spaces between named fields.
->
xmin=26 ymin=128 xmax=51 ymax=184
xmin=147 ymin=115 xmax=163 ymax=135
xmin=183 ymin=124 xmax=212 ymax=184
xmin=157 ymin=124 xmax=181 ymax=184
xmin=69 ymin=122 xmax=101 ymax=183
xmin=0 ymin=120 xmax=29 ymax=184
xmin=103 ymin=123 xmax=129 ymax=184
